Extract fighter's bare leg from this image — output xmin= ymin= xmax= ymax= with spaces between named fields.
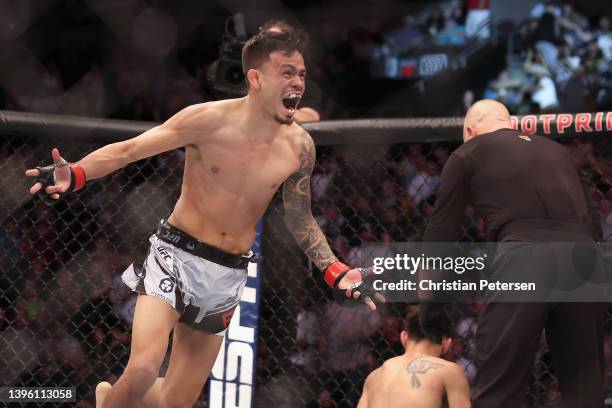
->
xmin=142 ymin=322 xmax=224 ymax=408
xmin=100 ymin=294 xmax=180 ymax=408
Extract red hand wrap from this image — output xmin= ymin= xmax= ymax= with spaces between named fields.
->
xmin=70 ymin=163 xmax=87 ymax=191
xmin=324 ymin=261 xmax=351 ymax=288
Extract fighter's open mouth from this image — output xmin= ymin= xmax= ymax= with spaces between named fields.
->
xmin=282 ymin=93 xmax=302 ymax=110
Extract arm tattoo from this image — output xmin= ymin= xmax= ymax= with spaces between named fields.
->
xmin=406 ymin=357 xmax=443 ymax=389
xmin=283 ymin=133 xmax=338 ymax=271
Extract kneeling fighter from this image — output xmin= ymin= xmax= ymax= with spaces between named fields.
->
xmin=358 ymin=308 xmax=470 ymax=408
xmin=26 ymin=28 xmax=383 ymax=408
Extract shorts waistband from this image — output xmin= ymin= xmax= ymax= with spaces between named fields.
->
xmin=155 ymin=219 xmax=258 ymax=269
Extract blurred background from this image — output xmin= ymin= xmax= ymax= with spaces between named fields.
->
xmin=0 ymin=0 xmax=611 ymax=407
xmin=0 ymin=0 xmax=610 ymax=119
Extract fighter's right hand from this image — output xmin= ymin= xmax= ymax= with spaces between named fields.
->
xmin=25 ymin=148 xmax=85 ymax=204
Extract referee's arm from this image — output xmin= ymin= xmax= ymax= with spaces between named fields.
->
xmin=423 ymin=153 xmax=470 ymax=242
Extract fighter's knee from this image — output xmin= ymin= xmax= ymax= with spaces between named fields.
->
xmin=96 ymin=381 xmax=112 ymax=394
xmin=124 ymin=360 xmax=160 ymax=382
xmin=95 ymin=382 xmax=112 ymax=408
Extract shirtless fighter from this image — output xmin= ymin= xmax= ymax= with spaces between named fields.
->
xmin=25 ymin=29 xmax=382 ymax=408
xmin=358 ymin=308 xmax=470 ymax=408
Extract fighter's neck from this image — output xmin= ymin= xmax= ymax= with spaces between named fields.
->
xmin=241 ymin=95 xmax=284 ymax=135
xmin=402 ymin=342 xmax=442 ymax=360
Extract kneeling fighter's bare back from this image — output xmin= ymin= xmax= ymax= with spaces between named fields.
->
xmin=26 ymin=27 xmax=384 ymax=408
xmin=358 ymin=309 xmax=470 ymax=408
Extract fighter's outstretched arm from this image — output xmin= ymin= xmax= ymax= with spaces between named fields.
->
xmin=26 ymin=104 xmax=221 ymax=200
xmin=282 ymin=130 xmax=384 ymax=310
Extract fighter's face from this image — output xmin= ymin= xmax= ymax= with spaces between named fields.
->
xmin=258 ymin=51 xmax=306 ymax=125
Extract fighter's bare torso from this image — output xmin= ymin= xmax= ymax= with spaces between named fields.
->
xmin=166 ymin=98 xmax=306 ymax=254
xmin=362 ymin=354 xmax=463 ymax=408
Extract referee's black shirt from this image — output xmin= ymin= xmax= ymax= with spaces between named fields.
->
xmin=423 ymin=128 xmax=602 ymax=242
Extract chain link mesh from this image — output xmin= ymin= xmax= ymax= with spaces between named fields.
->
xmin=0 ymin=131 xmax=611 ymax=407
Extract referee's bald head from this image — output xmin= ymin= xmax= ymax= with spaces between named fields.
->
xmin=463 ymin=99 xmax=512 ymax=143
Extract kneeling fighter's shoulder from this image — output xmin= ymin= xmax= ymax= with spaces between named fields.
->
xmin=440 ymin=360 xmax=466 ymax=379
xmin=364 ymin=366 xmax=382 ymax=385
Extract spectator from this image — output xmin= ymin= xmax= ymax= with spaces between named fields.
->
xmin=524 ymin=50 xmax=559 ymax=112
xmin=316 ymin=202 xmax=347 ymax=240
xmin=600 ymin=198 xmax=612 ymax=241
xmin=535 ymin=4 xmax=561 ymax=45
xmin=406 ymin=161 xmax=441 ymax=208
xmin=311 ymin=157 xmax=337 ymax=200
xmin=465 ymin=0 xmax=491 ymax=39
xmin=456 ymin=89 xmax=475 ymax=116
xmin=307 ymin=389 xmax=334 ymax=408
xmin=321 ymin=300 xmax=381 ymax=408
xmin=333 ymin=235 xmax=352 ymax=261
xmin=583 ymin=40 xmax=604 ymax=73
xmin=555 ymin=44 xmax=581 ymax=91
xmin=388 ymin=15 xmax=424 ymax=53
xmin=558 ymin=4 xmax=592 ymax=49
xmin=289 ymin=282 xmax=321 ymax=374
xmin=438 ymin=7 xmax=467 ymax=46
xmin=597 ymin=16 xmax=612 ymax=60
xmin=426 ymin=9 xmax=446 ymax=37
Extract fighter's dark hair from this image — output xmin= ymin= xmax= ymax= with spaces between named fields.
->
xmin=242 ymin=29 xmax=307 ymax=75
xmin=405 ymin=306 xmax=453 ymax=345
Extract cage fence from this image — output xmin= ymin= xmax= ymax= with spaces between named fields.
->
xmin=0 ymin=113 xmax=610 ymax=407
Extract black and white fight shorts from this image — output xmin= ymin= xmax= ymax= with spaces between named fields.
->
xmin=122 ymin=219 xmax=252 ymax=336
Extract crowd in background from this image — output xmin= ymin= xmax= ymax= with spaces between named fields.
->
xmin=0 ymin=0 xmax=481 ymax=121
xmin=1 ymin=136 xmax=610 ymax=406
xmin=0 ymin=0 xmax=611 ymax=407
xmin=482 ymin=2 xmax=611 ymax=114
xmin=0 ymin=1 xmax=609 ymax=119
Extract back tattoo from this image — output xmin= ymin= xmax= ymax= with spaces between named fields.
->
xmin=406 ymin=357 xmax=443 ymax=389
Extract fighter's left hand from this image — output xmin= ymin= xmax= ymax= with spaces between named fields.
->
xmin=337 ymin=267 xmax=386 ymax=311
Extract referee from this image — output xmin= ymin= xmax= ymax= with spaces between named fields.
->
xmin=423 ymin=99 xmax=606 ymax=407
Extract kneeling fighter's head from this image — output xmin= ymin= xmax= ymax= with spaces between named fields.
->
xmin=242 ymin=29 xmax=307 ymax=125
xmin=402 ymin=306 xmax=453 ymax=355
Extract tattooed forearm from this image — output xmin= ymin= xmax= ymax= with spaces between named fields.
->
xmin=285 ymin=211 xmax=338 ymax=270
xmin=406 ymin=357 xmax=443 ymax=389
xmin=283 ymin=133 xmax=338 ymax=271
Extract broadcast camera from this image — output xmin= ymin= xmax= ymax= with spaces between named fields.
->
xmin=210 ymin=13 xmax=248 ymax=97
